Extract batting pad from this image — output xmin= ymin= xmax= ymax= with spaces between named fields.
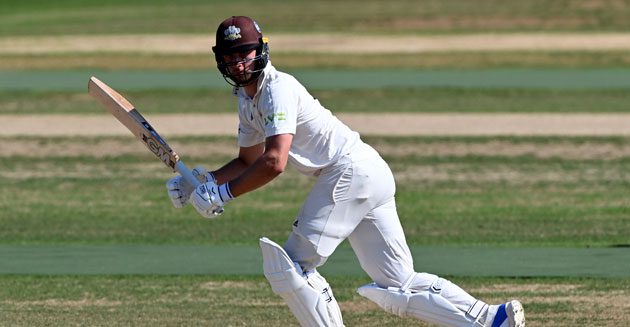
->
xmin=259 ymin=237 xmax=344 ymax=327
xmin=357 ymin=272 xmax=487 ymax=327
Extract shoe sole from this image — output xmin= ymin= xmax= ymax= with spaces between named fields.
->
xmin=507 ymin=300 xmax=525 ymax=327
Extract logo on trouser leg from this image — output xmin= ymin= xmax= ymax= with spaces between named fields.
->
xmin=431 ymin=278 xmax=444 ymax=293
xmin=322 ymin=287 xmax=333 ymax=303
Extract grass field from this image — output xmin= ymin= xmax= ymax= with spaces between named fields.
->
xmin=1 ymin=275 xmax=628 ymax=326
xmin=4 ymin=0 xmax=630 ymax=36
xmin=1 ymin=136 xmax=629 ymax=246
xmin=2 ymin=1 xmax=630 ymax=326
xmin=5 ymin=87 xmax=630 ymax=114
xmin=1 ymin=136 xmax=629 ymax=325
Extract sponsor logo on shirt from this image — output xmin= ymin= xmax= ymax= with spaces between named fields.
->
xmin=263 ymin=112 xmax=286 ymax=126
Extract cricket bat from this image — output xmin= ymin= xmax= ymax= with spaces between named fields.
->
xmin=87 ymin=76 xmax=200 ymax=188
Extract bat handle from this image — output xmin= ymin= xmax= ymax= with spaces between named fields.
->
xmin=175 ymin=160 xmax=202 ymax=188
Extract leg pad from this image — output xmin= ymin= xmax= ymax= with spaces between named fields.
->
xmin=358 ymin=272 xmax=487 ymax=327
xmin=260 ymin=237 xmax=344 ymax=327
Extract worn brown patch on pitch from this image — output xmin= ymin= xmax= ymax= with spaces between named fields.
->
xmin=467 ymin=283 xmax=630 ymax=325
xmin=4 ymin=138 xmax=630 ymax=185
xmin=4 ymin=298 xmax=122 ymax=308
xmin=370 ymin=140 xmax=630 ymax=160
xmin=470 ymin=283 xmax=580 ymax=293
xmin=199 ymin=280 xmax=256 ymax=290
xmin=0 ymin=138 xmax=237 ymax=158
xmin=384 ymin=16 xmax=593 ymax=30
xmin=340 ymin=298 xmax=381 ymax=313
xmin=393 ymin=163 xmax=630 ymax=185
xmin=5 ymin=138 xmax=630 ymax=160
xmin=527 ymin=292 xmax=630 ymax=325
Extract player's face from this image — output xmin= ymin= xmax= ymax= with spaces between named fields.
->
xmin=222 ymin=49 xmax=257 ymax=83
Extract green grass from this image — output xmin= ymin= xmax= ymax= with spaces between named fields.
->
xmin=7 ymin=51 xmax=630 ymax=71
xmin=3 ymin=2 xmax=630 ymax=325
xmin=4 ymin=0 xmax=630 ymax=36
xmin=312 ymin=88 xmax=630 ymax=113
xmin=1 ymin=136 xmax=628 ymax=247
xmin=3 ymin=3 xmax=630 ymax=324
xmin=1 ymin=275 xmax=628 ymax=326
xmin=4 ymin=88 xmax=630 ymax=114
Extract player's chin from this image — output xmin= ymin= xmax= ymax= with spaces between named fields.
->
xmin=233 ymin=72 xmax=250 ymax=83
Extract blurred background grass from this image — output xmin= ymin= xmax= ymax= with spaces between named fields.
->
xmin=4 ymin=0 xmax=630 ymax=36
xmin=1 ymin=1 xmax=629 ymax=326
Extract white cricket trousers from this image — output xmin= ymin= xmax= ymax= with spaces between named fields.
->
xmin=284 ymin=144 xmax=414 ymax=287
xmin=283 ymin=144 xmax=489 ymax=326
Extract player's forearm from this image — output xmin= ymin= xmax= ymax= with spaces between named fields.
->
xmin=212 ymin=158 xmax=249 ymax=184
xmin=228 ymin=153 xmax=285 ymax=197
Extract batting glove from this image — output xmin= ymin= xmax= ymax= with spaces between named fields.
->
xmin=190 ymin=181 xmax=234 ymax=218
xmin=190 ymin=166 xmax=217 ymax=184
xmin=166 ymin=166 xmax=216 ymax=208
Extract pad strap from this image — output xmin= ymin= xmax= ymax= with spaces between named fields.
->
xmin=400 ymin=272 xmax=418 ymax=293
xmin=468 ymin=300 xmax=489 ymax=319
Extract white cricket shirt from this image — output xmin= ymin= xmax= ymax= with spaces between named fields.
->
xmin=235 ymin=63 xmax=363 ymax=175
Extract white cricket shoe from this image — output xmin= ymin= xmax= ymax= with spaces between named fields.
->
xmin=490 ymin=300 xmax=525 ymax=327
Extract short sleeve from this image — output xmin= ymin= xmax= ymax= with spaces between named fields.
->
xmin=261 ymin=82 xmax=297 ymax=137
xmin=237 ymin=119 xmax=264 ymax=147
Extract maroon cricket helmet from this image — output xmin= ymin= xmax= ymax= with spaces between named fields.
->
xmin=212 ymin=16 xmax=270 ymax=87
xmin=212 ymin=16 xmax=264 ymax=55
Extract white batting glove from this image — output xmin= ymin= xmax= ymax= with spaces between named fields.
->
xmin=166 ymin=175 xmax=195 ymax=208
xmin=190 ymin=166 xmax=217 ymax=184
xmin=190 ymin=181 xmax=234 ymax=218
xmin=166 ymin=166 xmax=216 ymax=208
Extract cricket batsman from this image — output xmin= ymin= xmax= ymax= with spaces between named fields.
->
xmin=166 ymin=16 xmax=525 ymax=327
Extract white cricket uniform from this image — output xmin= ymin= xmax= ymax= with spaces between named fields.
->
xmin=238 ymin=63 xmax=492 ymax=326
xmin=235 ymin=62 xmax=412 ymax=286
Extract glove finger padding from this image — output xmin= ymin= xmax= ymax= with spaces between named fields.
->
xmin=166 ymin=176 xmax=194 ymax=208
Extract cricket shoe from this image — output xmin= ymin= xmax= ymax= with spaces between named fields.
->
xmin=489 ymin=300 xmax=525 ymax=327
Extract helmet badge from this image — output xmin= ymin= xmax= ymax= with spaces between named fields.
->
xmin=223 ymin=25 xmax=241 ymax=41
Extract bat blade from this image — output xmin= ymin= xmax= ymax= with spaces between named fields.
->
xmin=88 ymin=76 xmax=179 ymax=170
xmin=88 ymin=76 xmax=199 ymax=187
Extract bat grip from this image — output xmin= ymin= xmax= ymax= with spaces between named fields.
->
xmin=175 ymin=160 xmax=201 ymax=188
